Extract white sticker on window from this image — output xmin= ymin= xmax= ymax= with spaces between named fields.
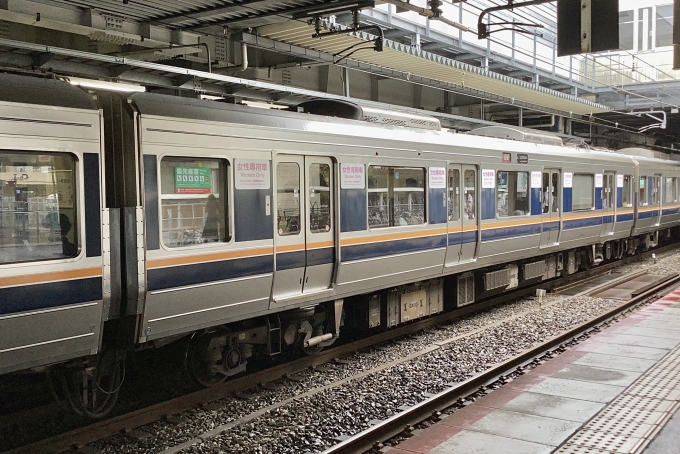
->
xmin=564 ymin=172 xmax=573 ymax=188
xmin=428 ymin=167 xmax=446 ymax=188
xmin=595 ymin=174 xmax=603 ymax=188
xmin=482 ymin=169 xmax=495 ymax=188
xmin=617 ymin=174 xmax=624 ymax=188
xmin=531 ymin=171 xmax=542 ymax=189
xmin=340 ymin=163 xmax=365 ymax=189
xmin=235 ymin=159 xmax=271 ymax=189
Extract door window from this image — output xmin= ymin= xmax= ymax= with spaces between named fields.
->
xmin=639 ymin=176 xmax=648 ymax=206
xmin=309 ymin=163 xmax=331 ymax=233
xmin=277 ymin=162 xmax=301 ymax=236
xmin=622 ymin=175 xmax=633 ymax=207
xmin=463 ymin=169 xmax=476 ymax=220
xmin=448 ymin=168 xmax=460 ymax=221
xmin=652 ymin=177 xmax=660 ymax=204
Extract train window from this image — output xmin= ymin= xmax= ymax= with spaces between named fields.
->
xmin=277 ymin=162 xmax=301 ymax=236
xmin=0 ymin=151 xmax=78 ymax=264
xmin=639 ymin=176 xmax=648 ymax=206
xmin=497 ymin=171 xmax=529 ymax=217
xmin=368 ymin=166 xmax=425 ymax=227
xmin=652 ymin=176 xmax=661 ymax=204
xmin=622 ymin=175 xmax=633 ymax=207
xmin=665 ymin=178 xmax=676 ymax=203
xmin=309 ymin=163 xmax=331 ymax=233
xmin=464 ymin=170 xmax=476 ymax=220
xmin=573 ymin=174 xmax=594 ymax=211
xmin=448 ymin=169 xmax=460 ymax=221
xmin=160 ymin=157 xmax=228 ymax=247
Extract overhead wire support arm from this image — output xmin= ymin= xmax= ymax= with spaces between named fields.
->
xmin=312 ymin=11 xmax=384 ymax=59
xmin=477 ymin=0 xmax=555 ymax=39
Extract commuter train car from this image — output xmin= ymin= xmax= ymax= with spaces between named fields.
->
xmin=1 ymin=73 xmax=679 ymax=417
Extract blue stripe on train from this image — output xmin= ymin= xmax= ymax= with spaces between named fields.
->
xmin=448 ymin=230 xmax=478 ymax=246
xmin=147 ymin=255 xmax=273 ymax=291
xmin=617 ymin=213 xmax=634 ymax=222
xmin=662 ymin=208 xmax=680 ymax=216
xmin=341 ymin=234 xmax=447 ymax=262
xmin=481 ymin=222 xmax=542 ymax=241
xmin=307 ymin=247 xmax=335 ymax=267
xmin=563 ymin=216 xmax=602 ymax=229
xmin=638 ymin=210 xmax=659 ymax=219
xmin=602 ymin=215 xmax=614 ymax=224
xmin=83 ymin=153 xmax=101 ymax=257
xmin=143 ymin=154 xmax=160 ymax=250
xmin=542 ymin=221 xmax=560 ymax=232
xmin=274 ymin=247 xmax=336 ymax=271
xmin=0 ymin=277 xmax=103 ymax=316
xmin=276 ymin=250 xmax=305 ymax=270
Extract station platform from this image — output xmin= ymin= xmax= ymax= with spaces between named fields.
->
xmin=387 ymin=288 xmax=680 ymax=454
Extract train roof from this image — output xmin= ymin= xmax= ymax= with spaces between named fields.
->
xmin=0 ymin=73 xmax=97 ymax=110
xmin=127 ymin=92 xmax=678 ymax=168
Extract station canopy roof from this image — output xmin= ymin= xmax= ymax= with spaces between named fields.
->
xmin=26 ymin=1 xmax=609 ymax=116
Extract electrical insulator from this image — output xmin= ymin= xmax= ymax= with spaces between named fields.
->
xmin=428 ymin=0 xmax=443 ymax=17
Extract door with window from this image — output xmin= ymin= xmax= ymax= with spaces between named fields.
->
xmin=272 ymin=155 xmax=335 ymax=304
xmin=600 ymin=172 xmax=615 ymax=236
xmin=446 ymin=165 xmax=477 ymax=266
xmin=540 ymin=169 xmax=560 ymax=248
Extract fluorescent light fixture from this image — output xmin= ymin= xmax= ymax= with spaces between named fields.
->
xmin=69 ymin=77 xmax=146 ymax=93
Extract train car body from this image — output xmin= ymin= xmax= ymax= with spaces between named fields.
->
xmin=1 ymin=74 xmax=680 ymax=414
xmin=0 ymin=74 xmax=108 ymax=375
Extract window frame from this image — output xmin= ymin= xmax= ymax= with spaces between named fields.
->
xmin=572 ymin=173 xmax=595 ymax=211
xmin=639 ymin=175 xmax=648 ymax=206
xmin=496 ymin=170 xmax=530 ymax=218
xmin=622 ymin=175 xmax=634 ymax=208
xmin=367 ymin=164 xmax=427 ymax=229
xmin=158 ymin=155 xmax=231 ymax=249
xmin=0 ymin=149 xmax=80 ymax=265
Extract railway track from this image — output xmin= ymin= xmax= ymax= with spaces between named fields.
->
xmin=5 ymin=243 xmax=680 ymax=454
xmin=321 ymin=274 xmax=680 ymax=454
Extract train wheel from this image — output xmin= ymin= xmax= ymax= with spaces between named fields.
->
xmin=184 ymin=331 xmax=227 ymax=387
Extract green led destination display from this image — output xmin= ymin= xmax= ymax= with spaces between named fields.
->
xmin=175 ymin=167 xmax=211 ymax=194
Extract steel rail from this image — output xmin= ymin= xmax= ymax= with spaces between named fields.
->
xmin=321 ymin=274 xmax=680 ymax=454
xmin=5 ymin=243 xmax=679 ymax=454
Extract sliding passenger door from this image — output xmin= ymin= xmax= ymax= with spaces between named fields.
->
xmin=272 ymin=155 xmax=335 ymax=304
xmin=303 ymin=156 xmax=335 ymax=293
xmin=460 ymin=166 xmax=478 ymax=263
xmin=601 ymin=172 xmax=615 ymax=236
xmin=539 ymin=169 xmax=560 ymax=248
xmin=445 ymin=165 xmax=463 ymax=266
xmin=446 ymin=165 xmax=478 ymax=267
xmin=272 ymin=155 xmax=306 ymax=301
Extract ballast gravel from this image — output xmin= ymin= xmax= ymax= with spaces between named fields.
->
xmin=92 ymin=293 xmax=621 ymax=454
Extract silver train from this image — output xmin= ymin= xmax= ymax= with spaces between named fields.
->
xmin=1 ymin=73 xmax=679 ymax=416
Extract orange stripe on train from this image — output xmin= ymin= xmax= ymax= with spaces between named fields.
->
xmin=0 ymin=267 xmax=103 ymax=288
xmin=147 ymin=247 xmax=274 ymax=269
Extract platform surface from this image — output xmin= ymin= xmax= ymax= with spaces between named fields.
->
xmin=388 ymin=288 xmax=680 ymax=454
